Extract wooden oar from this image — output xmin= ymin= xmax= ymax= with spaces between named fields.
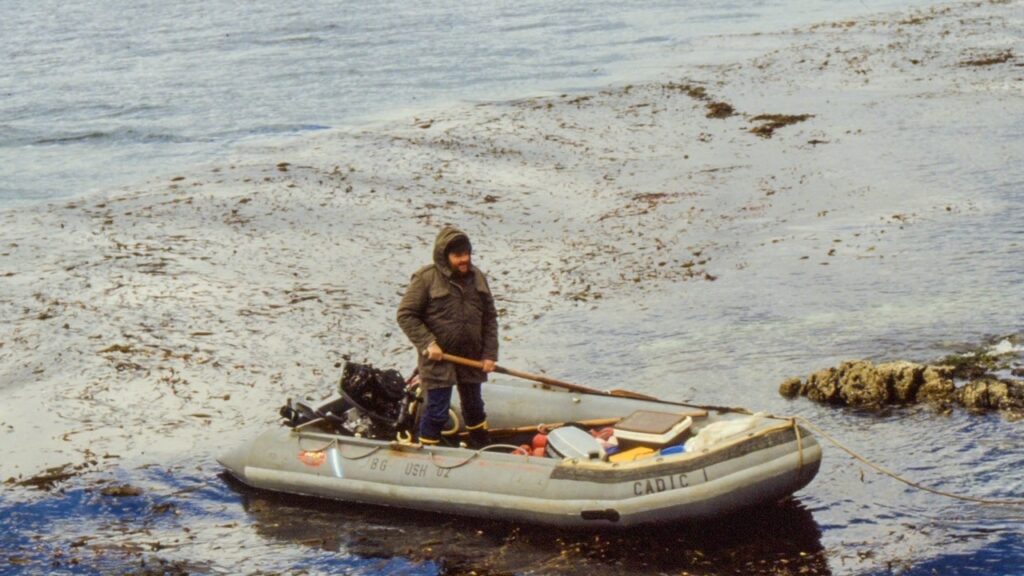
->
xmin=441 ymin=353 xmax=659 ymax=400
xmin=469 ymin=417 xmax=623 ymax=438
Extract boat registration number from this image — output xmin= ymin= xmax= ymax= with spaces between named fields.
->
xmin=369 ymin=457 xmax=451 ymax=479
xmin=633 ymin=473 xmax=691 ymax=496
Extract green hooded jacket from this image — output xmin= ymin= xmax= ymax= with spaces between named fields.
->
xmin=396 ymin=227 xmax=499 ymax=389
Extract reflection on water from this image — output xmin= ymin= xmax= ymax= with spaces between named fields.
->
xmin=0 ymin=466 xmax=830 ymax=574
xmin=227 ymin=474 xmax=831 ymax=575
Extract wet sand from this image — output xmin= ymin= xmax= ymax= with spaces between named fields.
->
xmin=2 ymin=1 xmax=1023 ymax=574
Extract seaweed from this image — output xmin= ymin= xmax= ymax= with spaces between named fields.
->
xmin=706 ymin=102 xmax=736 ymax=119
xmin=749 ymin=114 xmax=814 ymax=138
xmin=960 ymin=50 xmax=1014 ymax=67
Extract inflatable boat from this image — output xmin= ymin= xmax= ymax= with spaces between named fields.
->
xmin=219 ymin=363 xmax=821 ymax=528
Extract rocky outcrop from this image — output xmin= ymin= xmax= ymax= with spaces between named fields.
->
xmin=957 ymin=378 xmax=1024 ymax=417
xmin=780 ymin=359 xmax=1022 ymax=420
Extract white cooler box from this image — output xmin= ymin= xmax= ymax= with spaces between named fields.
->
xmin=546 ymin=426 xmax=606 ymax=460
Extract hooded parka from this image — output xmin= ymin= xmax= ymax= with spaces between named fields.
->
xmin=397 ymin=227 xmax=499 ymax=390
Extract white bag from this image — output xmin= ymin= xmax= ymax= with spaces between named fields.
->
xmin=684 ymin=413 xmax=766 ymax=452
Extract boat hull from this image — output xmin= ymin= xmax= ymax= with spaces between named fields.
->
xmin=220 ymin=382 xmax=821 ymax=527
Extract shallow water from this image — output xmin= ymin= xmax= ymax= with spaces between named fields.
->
xmin=2 ymin=409 xmax=1021 ymax=574
xmin=1 ymin=466 xmax=835 ymax=575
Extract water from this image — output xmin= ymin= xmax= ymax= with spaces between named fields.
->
xmin=0 ymin=465 xmax=834 ymax=575
xmin=2 ymin=0 xmax=1023 ymax=574
xmin=2 ymin=0 xmax=939 ymax=205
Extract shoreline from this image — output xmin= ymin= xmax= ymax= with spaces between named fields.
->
xmin=1 ymin=1 xmax=1022 ymax=573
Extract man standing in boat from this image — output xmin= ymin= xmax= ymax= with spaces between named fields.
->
xmin=397 ymin=226 xmax=499 ymax=448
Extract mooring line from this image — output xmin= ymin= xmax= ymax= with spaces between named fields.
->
xmin=339 ymin=445 xmax=382 ymax=461
xmin=791 ymin=418 xmax=805 ymax=472
xmin=796 ymin=417 xmax=1024 ymax=506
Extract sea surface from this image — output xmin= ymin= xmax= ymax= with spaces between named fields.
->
xmin=2 ymin=1 xmax=1023 ymax=575
xmin=2 ymin=0 xmax=939 ymax=205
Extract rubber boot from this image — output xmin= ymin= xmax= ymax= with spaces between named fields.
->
xmin=419 ymin=436 xmax=440 ymax=446
xmin=468 ymin=427 xmax=490 ymax=449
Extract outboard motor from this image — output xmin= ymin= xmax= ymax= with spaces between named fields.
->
xmin=279 ymin=396 xmax=349 ymax=429
xmin=279 ymin=362 xmax=417 ymax=440
xmin=339 ymin=361 xmax=416 ymax=439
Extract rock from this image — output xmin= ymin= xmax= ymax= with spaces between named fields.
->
xmin=998 ymin=381 xmax=1024 ymax=422
xmin=836 ymin=360 xmax=892 ymax=409
xmin=794 ymin=360 xmax=925 ymax=409
xmin=804 ymin=367 xmax=840 ymax=404
xmin=781 ymin=354 xmax=1024 ymax=418
xmin=879 ymin=361 xmax=925 ymax=403
xmin=780 ymin=359 xmax=958 ymax=413
xmin=917 ymin=366 xmax=956 ymax=409
xmin=958 ymin=378 xmax=1024 ymax=419
xmin=958 ymin=378 xmax=998 ymax=411
xmin=779 ymin=377 xmax=803 ymax=398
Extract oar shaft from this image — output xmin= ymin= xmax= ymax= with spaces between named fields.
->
xmin=472 ymin=417 xmax=622 ymax=437
xmin=440 ymin=353 xmax=605 ymax=395
xmin=438 ymin=353 xmax=723 ymax=412
xmin=498 ymin=366 xmax=601 ymax=394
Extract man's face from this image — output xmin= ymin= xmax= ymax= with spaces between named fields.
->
xmin=447 ymin=250 xmax=472 ymax=276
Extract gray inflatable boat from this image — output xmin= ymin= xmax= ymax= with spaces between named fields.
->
xmin=219 ymin=377 xmax=821 ymax=528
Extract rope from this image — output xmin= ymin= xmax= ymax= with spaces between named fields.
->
xmin=338 ymin=445 xmax=383 ymax=461
xmin=428 ymin=444 xmax=524 ymax=470
xmin=796 ymin=417 xmax=1024 ymax=506
xmin=297 ymin=436 xmax=337 ymax=453
xmin=791 ymin=418 xmax=805 ymax=472
xmin=297 ymin=435 xmax=383 ymax=461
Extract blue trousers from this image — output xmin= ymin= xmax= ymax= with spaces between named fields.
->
xmin=419 ymin=382 xmax=486 ymax=443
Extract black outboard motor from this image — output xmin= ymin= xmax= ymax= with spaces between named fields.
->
xmin=279 ymin=396 xmax=350 ymax=429
xmin=339 ymin=361 xmax=416 ymax=439
xmin=279 ymin=362 xmax=417 ymax=440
